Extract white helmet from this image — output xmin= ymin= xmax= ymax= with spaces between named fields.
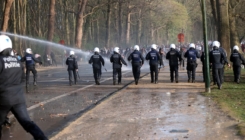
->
xmin=151 ymin=44 xmax=157 ymax=50
xmin=189 ymin=43 xmax=195 ymax=49
xmin=114 ymin=47 xmax=119 ymax=53
xmin=170 ymin=44 xmax=176 ymax=49
xmin=212 ymin=41 xmax=220 ymax=48
xmin=233 ymin=45 xmax=239 ymax=51
xmin=26 ymin=48 xmax=32 ymax=54
xmin=70 ymin=51 xmax=75 ymax=55
xmin=94 ymin=47 xmax=100 ymax=53
xmin=0 ymin=35 xmax=12 ymax=53
xmin=134 ymin=45 xmax=139 ymax=51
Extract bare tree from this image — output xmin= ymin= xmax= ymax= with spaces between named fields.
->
xmin=46 ymin=0 xmax=56 ymax=55
xmin=1 ymin=0 xmax=14 ymax=32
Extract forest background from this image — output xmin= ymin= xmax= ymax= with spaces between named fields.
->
xmin=1 ymin=0 xmax=245 ymax=57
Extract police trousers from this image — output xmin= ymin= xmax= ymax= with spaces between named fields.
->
xmin=233 ymin=65 xmax=241 ymax=82
xmin=0 ymin=103 xmax=47 ymax=140
xmin=213 ymin=68 xmax=223 ymax=87
xmin=113 ymin=68 xmax=122 ymax=83
xmin=68 ymin=70 xmax=77 ymax=83
xmin=170 ymin=65 xmax=178 ymax=82
xmin=93 ymin=68 xmax=101 ymax=82
xmin=26 ymin=65 xmax=37 ymax=84
xmin=187 ymin=63 xmax=196 ymax=80
xmin=132 ymin=63 xmax=141 ymax=81
xmin=150 ymin=63 xmax=158 ymax=82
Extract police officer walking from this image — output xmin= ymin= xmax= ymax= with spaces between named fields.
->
xmin=128 ymin=45 xmax=144 ymax=85
xmin=66 ymin=51 xmax=78 ymax=86
xmin=110 ymin=47 xmax=127 ymax=85
xmin=145 ymin=44 xmax=163 ymax=84
xmin=166 ymin=44 xmax=181 ymax=83
xmin=184 ymin=43 xmax=200 ymax=83
xmin=0 ymin=35 xmax=48 ymax=140
xmin=21 ymin=48 xmax=42 ymax=89
xmin=89 ymin=47 xmax=105 ymax=85
xmin=209 ymin=41 xmax=230 ymax=89
xmin=230 ymin=45 xmax=245 ymax=84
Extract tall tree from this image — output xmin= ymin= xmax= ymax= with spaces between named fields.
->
xmin=46 ymin=0 xmax=56 ymax=55
xmin=1 ymin=0 xmax=14 ymax=32
xmin=75 ymin=0 xmax=88 ymax=48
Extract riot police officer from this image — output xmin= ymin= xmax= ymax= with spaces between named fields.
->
xmin=209 ymin=41 xmax=230 ymax=89
xmin=110 ymin=47 xmax=127 ymax=85
xmin=184 ymin=43 xmax=200 ymax=83
xmin=145 ymin=44 xmax=163 ymax=84
xmin=166 ymin=44 xmax=181 ymax=83
xmin=89 ymin=47 xmax=105 ymax=85
xmin=230 ymin=45 xmax=245 ymax=84
xmin=128 ymin=45 xmax=144 ymax=85
xmin=66 ymin=51 xmax=78 ymax=86
xmin=21 ymin=48 xmax=42 ymax=88
xmin=0 ymin=35 xmax=48 ymax=140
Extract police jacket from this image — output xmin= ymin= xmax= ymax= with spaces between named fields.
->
xmin=184 ymin=48 xmax=200 ymax=64
xmin=66 ymin=55 xmax=78 ymax=70
xmin=230 ymin=50 xmax=245 ymax=66
xmin=200 ymin=51 xmax=205 ymax=64
xmin=0 ymin=54 xmax=25 ymax=105
xmin=145 ymin=49 xmax=163 ymax=65
xmin=89 ymin=52 xmax=105 ymax=69
xmin=127 ymin=50 xmax=144 ymax=65
xmin=166 ymin=48 xmax=181 ymax=66
xmin=209 ymin=48 xmax=228 ymax=69
xmin=110 ymin=52 xmax=127 ymax=69
xmin=21 ymin=53 xmax=41 ymax=67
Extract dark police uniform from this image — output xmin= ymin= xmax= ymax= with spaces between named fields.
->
xmin=145 ymin=49 xmax=163 ymax=83
xmin=110 ymin=52 xmax=127 ymax=85
xmin=184 ymin=48 xmax=200 ymax=83
xmin=21 ymin=53 xmax=41 ymax=86
xmin=209 ymin=47 xmax=229 ymax=89
xmin=166 ymin=48 xmax=181 ymax=83
xmin=128 ymin=50 xmax=144 ymax=85
xmin=89 ymin=52 xmax=105 ymax=85
xmin=0 ymin=52 xmax=47 ymax=139
xmin=200 ymin=51 xmax=206 ymax=82
xmin=66 ymin=55 xmax=78 ymax=85
xmin=230 ymin=49 xmax=245 ymax=83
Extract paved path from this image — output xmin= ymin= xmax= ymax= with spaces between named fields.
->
xmin=50 ymin=68 xmax=242 ymax=140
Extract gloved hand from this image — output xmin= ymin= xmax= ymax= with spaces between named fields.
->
xmin=39 ymin=62 xmax=43 ymax=65
xmin=76 ymin=69 xmax=78 ymax=72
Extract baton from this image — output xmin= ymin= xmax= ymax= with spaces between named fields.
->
xmin=76 ymin=71 xmax=80 ymax=79
xmin=104 ymin=66 xmax=107 ymax=72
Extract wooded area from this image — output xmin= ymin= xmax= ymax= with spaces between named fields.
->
xmin=0 ymin=0 xmax=245 ymax=56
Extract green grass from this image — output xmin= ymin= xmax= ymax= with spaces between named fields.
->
xmin=203 ymin=68 xmax=245 ymax=136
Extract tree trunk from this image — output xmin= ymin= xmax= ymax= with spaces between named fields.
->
xmin=1 ymin=0 xmax=14 ymax=32
xmin=46 ymin=0 xmax=56 ymax=55
xmin=118 ymin=0 xmax=123 ymax=47
xmin=105 ymin=0 xmax=111 ymax=48
xmin=125 ymin=13 xmax=131 ymax=45
xmin=136 ymin=9 xmax=142 ymax=45
xmin=229 ymin=2 xmax=240 ymax=51
xmin=65 ymin=0 xmax=70 ymax=45
xmin=75 ymin=0 xmax=88 ymax=49
xmin=217 ymin=0 xmax=230 ymax=55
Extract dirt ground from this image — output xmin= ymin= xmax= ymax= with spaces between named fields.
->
xmin=50 ymin=67 xmax=243 ymax=140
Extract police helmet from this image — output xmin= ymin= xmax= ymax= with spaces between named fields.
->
xmin=0 ymin=35 xmax=12 ymax=53
xmin=94 ymin=47 xmax=100 ymax=53
xmin=170 ymin=44 xmax=176 ymax=49
xmin=212 ymin=41 xmax=220 ymax=48
xmin=26 ymin=48 xmax=32 ymax=54
xmin=114 ymin=47 xmax=119 ymax=53
xmin=189 ymin=43 xmax=195 ymax=49
xmin=134 ymin=45 xmax=139 ymax=51
xmin=151 ymin=44 xmax=157 ymax=50
xmin=233 ymin=45 xmax=239 ymax=51
xmin=70 ymin=51 xmax=75 ymax=55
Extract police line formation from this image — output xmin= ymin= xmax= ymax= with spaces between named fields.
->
xmin=0 ymin=34 xmax=245 ymax=140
